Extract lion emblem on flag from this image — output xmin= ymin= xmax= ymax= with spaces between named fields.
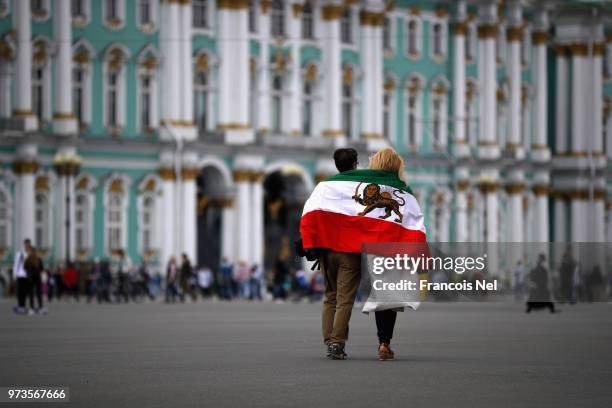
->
xmin=352 ymin=182 xmax=405 ymax=223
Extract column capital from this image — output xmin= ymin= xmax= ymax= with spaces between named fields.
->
xmin=158 ymin=167 xmax=177 ymax=181
xmin=359 ymin=10 xmax=385 ymax=26
xmin=321 ymin=4 xmax=344 ymax=20
xmin=181 ymin=167 xmax=200 ymax=181
xmin=569 ymin=43 xmax=588 ymax=56
xmin=532 ymin=185 xmax=551 ymax=196
xmin=477 ymin=24 xmax=498 ymax=39
xmin=505 ymin=183 xmax=525 ymax=195
xmin=532 ymin=31 xmax=549 ymax=45
xmin=217 ymin=0 xmax=249 ymax=9
xmin=593 ymin=42 xmax=606 ymax=56
xmin=453 ymin=21 xmax=468 ymax=36
xmin=14 ymin=160 xmax=39 ymax=175
xmin=291 ymin=3 xmax=304 ymax=18
xmin=478 ymin=180 xmax=501 ymax=194
xmin=456 ymin=180 xmax=470 ymax=192
xmin=506 ymin=26 xmax=523 ymax=42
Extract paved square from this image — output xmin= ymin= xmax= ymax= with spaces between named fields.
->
xmin=1 ymin=300 xmax=610 ymax=407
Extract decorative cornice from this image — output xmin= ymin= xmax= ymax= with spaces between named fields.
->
xmin=217 ymin=122 xmax=250 ymax=131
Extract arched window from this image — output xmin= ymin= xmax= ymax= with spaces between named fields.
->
xmin=139 ymin=72 xmax=153 ymax=131
xmin=105 ymin=176 xmax=128 ymax=255
xmin=32 ymin=65 xmax=46 ymax=123
xmin=74 ymin=193 xmax=90 ymax=252
xmin=0 ymin=188 xmax=9 ymax=250
xmin=341 ymin=67 xmax=356 ymax=139
xmin=194 ymin=70 xmax=210 ymax=130
xmin=137 ymin=0 xmax=153 ymax=26
xmin=73 ymin=66 xmax=85 ymax=125
xmin=71 ymin=0 xmax=90 ymax=21
xmin=430 ymin=86 xmax=448 ymax=148
xmin=248 ymin=0 xmax=257 ymax=33
xmin=107 ymin=68 xmax=119 ymax=127
xmin=103 ymin=0 xmax=125 ymax=28
xmin=107 ymin=194 xmax=123 ymax=252
xmin=34 ymin=192 xmax=50 ymax=250
xmin=383 ymin=78 xmax=396 ymax=139
xmin=302 ymin=77 xmax=315 ymax=136
xmin=465 ymin=22 xmax=476 ymax=62
xmin=302 ymin=1 xmax=314 ymax=40
xmin=72 ymin=41 xmax=94 ymax=127
xmin=104 ymin=47 xmax=128 ymax=132
xmin=433 ymin=23 xmax=443 ymax=56
xmin=341 ymin=8 xmax=353 ymax=44
xmin=193 ymin=0 xmax=210 ymax=29
xmin=141 ymin=196 xmax=155 ymax=253
xmin=271 ymin=73 xmax=284 ymax=133
xmin=271 ymin=0 xmax=285 ymax=37
xmin=405 ymin=76 xmax=423 ymax=148
xmin=406 ymin=17 xmax=422 ymax=56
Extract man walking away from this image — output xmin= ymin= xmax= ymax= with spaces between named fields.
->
xmin=13 ymin=239 xmax=32 ymax=314
xmin=333 ymin=148 xmax=358 ymax=173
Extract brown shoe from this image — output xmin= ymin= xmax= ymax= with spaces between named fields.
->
xmin=378 ymin=342 xmax=395 ymax=361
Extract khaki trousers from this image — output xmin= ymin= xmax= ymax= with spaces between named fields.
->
xmin=321 ymin=251 xmax=361 ymax=344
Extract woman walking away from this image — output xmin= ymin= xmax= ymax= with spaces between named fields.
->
xmin=365 ymin=147 xmax=427 ymax=361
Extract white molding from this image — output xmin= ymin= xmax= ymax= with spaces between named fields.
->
xmin=198 ymin=155 xmax=235 ymax=189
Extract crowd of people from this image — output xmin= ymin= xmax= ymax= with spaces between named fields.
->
xmin=3 ymin=239 xmax=326 ymax=315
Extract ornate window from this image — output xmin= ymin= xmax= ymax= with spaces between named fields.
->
xmin=194 ymin=51 xmax=214 ymax=132
xmin=103 ymin=0 xmax=125 ymax=29
xmin=340 ymin=7 xmax=353 ymax=44
xmin=405 ymin=76 xmax=423 ymax=149
xmin=136 ymin=0 xmax=157 ymax=32
xmin=341 ymin=66 xmax=357 ymax=139
xmin=302 ymin=1 xmax=314 ymax=40
xmin=71 ymin=0 xmax=91 ymax=25
xmin=72 ymin=40 xmax=94 ymax=128
xmin=31 ymin=0 xmax=50 ymax=21
xmin=34 ymin=176 xmax=52 ymax=251
xmin=105 ymin=176 xmax=129 ymax=255
xmin=248 ymin=0 xmax=257 ymax=33
xmin=137 ymin=47 xmax=158 ymax=133
xmin=103 ymin=46 xmax=129 ymax=133
xmin=431 ymin=20 xmax=447 ymax=60
xmin=0 ymin=186 xmax=10 ymax=252
xmin=302 ymin=64 xmax=318 ymax=136
xmin=271 ymin=0 xmax=285 ymax=37
xmin=138 ymin=176 xmax=160 ymax=257
xmin=74 ymin=174 xmax=96 ymax=255
xmin=193 ymin=0 xmax=210 ymax=29
xmin=383 ymin=77 xmax=396 ymax=139
xmin=382 ymin=16 xmax=396 ymax=52
xmin=141 ymin=196 xmax=155 ymax=253
xmin=465 ymin=22 xmax=476 ymax=62
xmin=31 ymin=39 xmax=52 ymax=128
xmin=430 ymin=80 xmax=448 ymax=148
xmin=406 ymin=16 xmax=422 ymax=57
xmin=271 ymin=73 xmax=284 ymax=133
xmin=521 ymin=26 xmax=531 ymax=66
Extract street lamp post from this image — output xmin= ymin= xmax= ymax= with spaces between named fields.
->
xmin=53 ymin=152 xmax=81 ymax=264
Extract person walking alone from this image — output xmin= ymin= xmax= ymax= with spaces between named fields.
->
xmin=12 ymin=239 xmax=33 ymax=314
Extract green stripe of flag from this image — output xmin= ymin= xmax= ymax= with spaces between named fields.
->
xmin=325 ymin=170 xmax=413 ymax=195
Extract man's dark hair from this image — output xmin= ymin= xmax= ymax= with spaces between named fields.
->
xmin=333 ymin=148 xmax=358 ymax=173
xmin=23 ymin=239 xmax=31 ymax=246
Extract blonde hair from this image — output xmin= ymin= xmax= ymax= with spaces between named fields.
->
xmin=368 ymin=148 xmax=405 ymax=181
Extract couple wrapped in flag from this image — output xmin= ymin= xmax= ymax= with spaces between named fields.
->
xmin=299 ymin=147 xmax=428 ymax=361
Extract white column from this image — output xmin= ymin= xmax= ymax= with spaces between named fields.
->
xmin=555 ymin=46 xmax=569 ymax=154
xmin=53 ymin=0 xmax=77 ymax=134
xmin=256 ymin=4 xmax=271 ymax=132
xmin=234 ymin=171 xmax=252 ymax=264
xmin=14 ymin=0 xmax=37 ymax=130
xmin=219 ymin=0 xmax=250 ymax=131
xmin=321 ymin=2 xmax=343 ymax=137
xmin=486 ymin=192 xmax=498 ymax=243
xmin=286 ymin=2 xmax=303 ymax=134
xmin=14 ymin=145 xmax=38 ymax=245
xmin=221 ymin=201 xmax=235 ymax=263
xmin=593 ymin=192 xmax=606 ymax=243
xmin=179 ymin=2 xmax=194 ymax=125
xmin=181 ymin=168 xmax=197 ymax=264
xmin=533 ymin=186 xmax=549 ymax=243
xmin=533 ymin=29 xmax=549 ymax=151
xmin=159 ymin=168 xmax=176 ymax=267
xmin=570 ymin=195 xmax=587 ymax=242
xmin=570 ymin=44 xmax=587 ymax=154
xmin=554 ymin=196 xmax=567 ymax=242
xmin=160 ymin=1 xmax=181 ymax=124
xmin=592 ymin=42 xmax=604 ymax=155
xmin=452 ymin=14 xmax=467 ymax=155
xmin=0 ymin=58 xmax=13 ymax=118
xmin=506 ymin=184 xmax=524 ymax=242
xmin=476 ymin=5 xmax=498 ymax=156
xmin=507 ymin=25 xmax=522 ymax=152
xmin=455 ymin=182 xmax=469 ymax=242
xmin=359 ymin=4 xmax=384 ymax=139
xmin=251 ymin=173 xmax=264 ymax=268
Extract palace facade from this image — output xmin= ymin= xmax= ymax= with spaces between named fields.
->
xmin=0 ymin=0 xmax=611 ymax=273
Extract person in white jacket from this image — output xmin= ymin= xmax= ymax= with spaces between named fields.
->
xmin=13 ymin=239 xmax=32 ymax=314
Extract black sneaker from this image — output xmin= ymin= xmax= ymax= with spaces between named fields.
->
xmin=328 ymin=342 xmax=347 ymax=360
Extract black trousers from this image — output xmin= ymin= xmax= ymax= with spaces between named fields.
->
xmin=29 ymin=278 xmax=43 ymax=310
xmin=16 ymin=277 xmax=30 ymax=308
xmin=375 ymin=310 xmax=397 ymax=344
